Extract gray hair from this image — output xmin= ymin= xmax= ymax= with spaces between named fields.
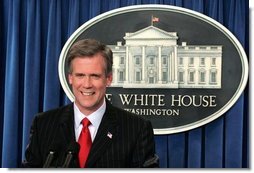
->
xmin=67 ymin=39 xmax=113 ymax=75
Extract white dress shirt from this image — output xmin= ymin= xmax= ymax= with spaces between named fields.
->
xmin=74 ymin=99 xmax=106 ymax=142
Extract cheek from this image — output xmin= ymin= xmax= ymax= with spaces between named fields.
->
xmin=95 ymin=81 xmax=108 ymax=90
xmin=69 ymin=78 xmax=81 ymax=89
xmin=72 ymin=80 xmax=82 ymax=88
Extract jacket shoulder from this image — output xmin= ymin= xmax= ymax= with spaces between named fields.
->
xmin=109 ymin=103 xmax=151 ymax=126
xmin=35 ymin=104 xmax=73 ymax=119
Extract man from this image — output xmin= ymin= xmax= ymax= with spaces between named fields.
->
xmin=23 ymin=39 xmax=159 ymax=168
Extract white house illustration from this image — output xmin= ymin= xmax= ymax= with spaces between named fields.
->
xmin=108 ymin=26 xmax=222 ymax=88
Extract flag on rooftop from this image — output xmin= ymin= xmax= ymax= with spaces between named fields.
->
xmin=152 ymin=17 xmax=159 ymax=22
xmin=151 ymin=16 xmax=159 ymax=26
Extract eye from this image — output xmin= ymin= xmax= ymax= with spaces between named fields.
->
xmin=75 ymin=73 xmax=85 ymax=78
xmin=91 ymin=74 xmax=101 ymax=79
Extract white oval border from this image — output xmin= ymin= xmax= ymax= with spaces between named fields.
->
xmin=58 ymin=4 xmax=249 ymax=135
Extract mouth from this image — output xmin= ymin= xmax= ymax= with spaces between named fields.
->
xmin=80 ymin=91 xmax=95 ymax=96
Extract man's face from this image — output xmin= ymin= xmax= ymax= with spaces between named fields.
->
xmin=68 ymin=54 xmax=112 ymax=115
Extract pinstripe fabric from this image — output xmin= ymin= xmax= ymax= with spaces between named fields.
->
xmin=23 ymin=101 xmax=157 ymax=168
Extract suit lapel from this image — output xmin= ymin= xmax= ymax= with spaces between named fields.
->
xmin=58 ymin=104 xmax=76 ymax=143
xmin=86 ymin=102 xmax=118 ymax=167
xmin=57 ymin=104 xmax=79 ymax=167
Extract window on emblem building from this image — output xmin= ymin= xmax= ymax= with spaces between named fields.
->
xmin=210 ymin=71 xmax=217 ymax=83
xmin=199 ymin=71 xmax=205 ymax=83
xmin=179 ymin=71 xmax=184 ymax=83
xmin=189 ymin=58 xmax=194 ymax=66
xmin=120 ymin=57 xmax=124 ymax=64
xmin=136 ymin=71 xmax=141 ymax=82
xmin=211 ymin=58 xmax=216 ymax=66
xmin=150 ymin=57 xmax=154 ymax=64
xmin=135 ymin=56 xmax=140 ymax=65
xmin=179 ymin=57 xmax=183 ymax=65
xmin=163 ymin=56 xmax=167 ymax=65
xmin=163 ymin=71 xmax=167 ymax=81
xmin=119 ymin=71 xmax=124 ymax=82
xmin=149 ymin=77 xmax=154 ymax=84
xmin=189 ymin=71 xmax=195 ymax=83
xmin=200 ymin=58 xmax=205 ymax=66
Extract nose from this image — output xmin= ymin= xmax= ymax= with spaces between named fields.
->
xmin=82 ymin=76 xmax=92 ymax=88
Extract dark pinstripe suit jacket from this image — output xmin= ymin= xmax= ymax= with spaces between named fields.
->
xmin=23 ymin=101 xmax=158 ymax=168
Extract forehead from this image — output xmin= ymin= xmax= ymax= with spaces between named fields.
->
xmin=71 ymin=54 xmax=106 ymax=71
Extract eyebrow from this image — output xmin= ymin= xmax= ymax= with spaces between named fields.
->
xmin=73 ymin=72 xmax=102 ymax=77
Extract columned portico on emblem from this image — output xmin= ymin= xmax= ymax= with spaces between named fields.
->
xmin=109 ymin=26 xmax=222 ymax=89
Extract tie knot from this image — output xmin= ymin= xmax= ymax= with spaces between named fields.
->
xmin=81 ymin=118 xmax=91 ymax=128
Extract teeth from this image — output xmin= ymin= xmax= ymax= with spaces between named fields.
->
xmin=81 ymin=91 xmax=94 ymax=96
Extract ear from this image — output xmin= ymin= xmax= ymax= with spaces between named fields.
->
xmin=68 ymin=73 xmax=73 ymax=85
xmin=106 ymin=72 xmax=113 ymax=87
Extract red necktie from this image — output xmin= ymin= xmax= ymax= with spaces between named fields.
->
xmin=78 ymin=118 xmax=92 ymax=168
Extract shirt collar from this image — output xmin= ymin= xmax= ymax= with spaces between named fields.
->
xmin=74 ymin=99 xmax=106 ymax=130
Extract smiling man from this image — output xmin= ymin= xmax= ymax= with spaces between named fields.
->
xmin=23 ymin=39 xmax=158 ymax=168
xmin=68 ymin=46 xmax=112 ymax=116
